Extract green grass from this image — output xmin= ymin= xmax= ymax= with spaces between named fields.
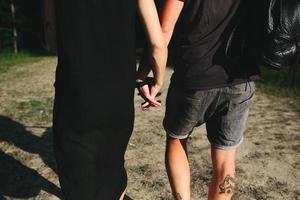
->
xmin=5 ymin=97 xmax=54 ymax=125
xmin=257 ymin=66 xmax=300 ymax=97
xmin=137 ymin=164 xmax=153 ymax=176
xmin=0 ymin=51 xmax=53 ymax=74
xmin=17 ymin=97 xmax=54 ymax=123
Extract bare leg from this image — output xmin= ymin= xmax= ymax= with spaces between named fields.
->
xmin=119 ymin=189 xmax=126 ymax=200
xmin=208 ymin=148 xmax=237 ymax=200
xmin=165 ymin=137 xmax=190 ymax=200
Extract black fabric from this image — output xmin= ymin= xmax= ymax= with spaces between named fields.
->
xmin=171 ymin=0 xmax=261 ymax=90
xmin=262 ymin=0 xmax=300 ymax=69
xmin=53 ymin=0 xmax=136 ymax=199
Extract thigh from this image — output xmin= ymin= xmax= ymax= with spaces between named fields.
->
xmin=163 ymin=84 xmax=218 ymax=139
xmin=206 ymin=82 xmax=255 ymax=149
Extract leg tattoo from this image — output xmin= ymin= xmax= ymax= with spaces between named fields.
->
xmin=219 ymin=175 xmax=236 ymax=196
xmin=174 ymin=193 xmax=183 ymax=200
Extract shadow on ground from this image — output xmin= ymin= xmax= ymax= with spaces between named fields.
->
xmin=0 ymin=115 xmax=62 ymax=199
xmin=0 ymin=115 xmax=135 ymax=200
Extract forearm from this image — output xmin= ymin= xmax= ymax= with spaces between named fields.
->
xmin=162 ymin=30 xmax=174 ymax=47
xmin=137 ymin=0 xmax=168 ymax=86
xmin=160 ymin=0 xmax=184 ymax=45
xmin=137 ymin=46 xmax=167 ymax=86
xmin=150 ymin=44 xmax=168 ymax=87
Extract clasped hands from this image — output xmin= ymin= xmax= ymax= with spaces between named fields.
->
xmin=136 ymin=77 xmax=162 ymax=111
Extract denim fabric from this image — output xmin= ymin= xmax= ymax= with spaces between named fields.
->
xmin=163 ymin=82 xmax=255 ymax=149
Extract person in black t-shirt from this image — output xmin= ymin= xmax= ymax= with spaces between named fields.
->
xmin=138 ymin=0 xmax=260 ymax=199
xmin=53 ymin=0 xmax=167 ymax=199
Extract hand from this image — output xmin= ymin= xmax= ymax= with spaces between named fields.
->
xmin=136 ymin=77 xmax=162 ymax=111
xmin=140 ymin=84 xmax=162 ymax=111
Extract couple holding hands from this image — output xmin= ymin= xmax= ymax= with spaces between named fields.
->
xmin=53 ymin=0 xmax=299 ymax=199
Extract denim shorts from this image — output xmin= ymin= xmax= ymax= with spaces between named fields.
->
xmin=163 ymin=81 xmax=255 ymax=150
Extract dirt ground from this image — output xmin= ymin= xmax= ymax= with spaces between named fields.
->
xmin=0 ymin=58 xmax=299 ymax=200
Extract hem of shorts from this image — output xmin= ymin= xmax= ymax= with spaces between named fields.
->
xmin=211 ymin=137 xmax=244 ymax=150
xmin=166 ymin=131 xmax=190 ymax=140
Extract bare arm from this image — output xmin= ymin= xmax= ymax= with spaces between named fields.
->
xmin=137 ymin=0 xmax=168 ymax=88
xmin=136 ymin=0 xmax=184 ymax=109
xmin=160 ymin=0 xmax=184 ymax=45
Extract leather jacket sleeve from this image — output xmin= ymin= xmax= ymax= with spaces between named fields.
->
xmin=262 ymin=0 xmax=300 ymax=69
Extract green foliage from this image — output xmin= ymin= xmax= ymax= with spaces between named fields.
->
xmin=257 ymin=64 xmax=300 ymax=97
xmin=0 ymin=28 xmax=13 ymax=49
xmin=0 ymin=0 xmax=13 ymax=51
xmin=0 ymin=51 xmax=48 ymax=74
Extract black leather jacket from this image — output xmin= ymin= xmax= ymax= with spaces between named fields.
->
xmin=262 ymin=0 xmax=300 ymax=69
xmin=226 ymin=0 xmax=300 ymax=70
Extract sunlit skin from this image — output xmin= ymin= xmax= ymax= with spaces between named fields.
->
xmin=119 ymin=190 xmax=126 ymax=200
xmin=120 ymin=0 xmax=167 ymax=198
xmin=160 ymin=0 xmax=184 ymax=44
xmin=137 ymin=0 xmax=185 ymax=110
xmin=136 ymin=0 xmax=168 ymax=109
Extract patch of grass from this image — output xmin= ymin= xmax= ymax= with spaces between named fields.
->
xmin=138 ymin=164 xmax=153 ymax=176
xmin=140 ymin=179 xmax=166 ymax=190
xmin=17 ymin=98 xmax=54 ymax=123
xmin=258 ymin=66 xmax=300 ymax=97
xmin=0 ymin=51 xmax=53 ymax=74
xmin=5 ymin=97 xmax=54 ymax=125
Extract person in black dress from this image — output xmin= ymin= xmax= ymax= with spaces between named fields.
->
xmin=53 ymin=0 xmax=167 ymax=199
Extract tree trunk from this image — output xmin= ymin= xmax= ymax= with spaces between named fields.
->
xmin=10 ymin=0 xmax=18 ymax=54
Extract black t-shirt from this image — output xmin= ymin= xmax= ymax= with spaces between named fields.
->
xmin=172 ymin=0 xmax=260 ymax=90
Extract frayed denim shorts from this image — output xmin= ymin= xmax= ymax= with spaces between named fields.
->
xmin=163 ymin=81 xmax=255 ymax=150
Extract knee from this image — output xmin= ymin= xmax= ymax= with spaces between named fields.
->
xmin=211 ymin=149 xmax=236 ymax=178
xmin=167 ymin=136 xmax=181 ymax=145
xmin=166 ymin=137 xmax=188 ymax=150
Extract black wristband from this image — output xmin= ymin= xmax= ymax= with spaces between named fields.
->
xmin=135 ymin=77 xmax=155 ymax=88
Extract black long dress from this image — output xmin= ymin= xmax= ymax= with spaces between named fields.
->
xmin=53 ymin=1 xmax=136 ymax=199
